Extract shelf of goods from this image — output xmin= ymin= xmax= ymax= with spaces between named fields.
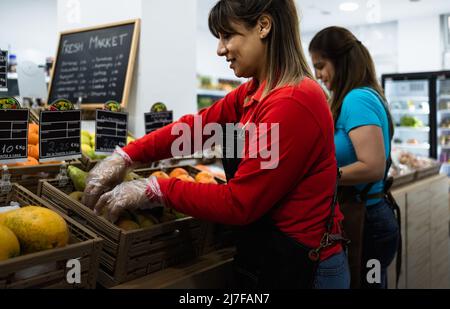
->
xmin=37 ymin=165 xmax=233 ymax=288
xmin=0 ymin=184 xmax=103 ymax=289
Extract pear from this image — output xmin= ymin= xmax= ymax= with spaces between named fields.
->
xmin=81 ymin=134 xmax=91 ymax=146
xmin=69 ymin=191 xmax=84 ymax=203
xmin=68 ymin=166 xmax=88 ymax=192
xmin=116 ymin=218 xmax=140 ymax=231
xmin=124 ymin=172 xmax=142 ymax=182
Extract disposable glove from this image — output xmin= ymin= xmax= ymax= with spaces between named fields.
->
xmin=94 ymin=176 xmax=163 ymax=223
xmin=83 ymin=146 xmax=136 ymax=209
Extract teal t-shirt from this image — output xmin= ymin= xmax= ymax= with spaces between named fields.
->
xmin=335 ymin=87 xmax=390 ymax=206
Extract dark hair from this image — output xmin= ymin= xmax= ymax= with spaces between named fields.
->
xmin=208 ymin=0 xmax=313 ymax=97
xmin=309 ymin=26 xmax=393 ymax=137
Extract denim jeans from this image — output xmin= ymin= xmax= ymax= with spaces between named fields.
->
xmin=361 ymin=198 xmax=400 ymax=289
xmin=314 ymin=250 xmax=350 ymax=289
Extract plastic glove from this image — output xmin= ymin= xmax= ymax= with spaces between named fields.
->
xmin=83 ymin=146 xmax=135 ymax=209
xmin=94 ymin=176 xmax=163 ymax=223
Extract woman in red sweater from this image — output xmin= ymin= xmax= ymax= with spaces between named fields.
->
xmin=83 ymin=0 xmax=349 ymax=289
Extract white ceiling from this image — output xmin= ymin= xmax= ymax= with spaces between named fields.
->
xmin=198 ymin=0 xmax=450 ymax=33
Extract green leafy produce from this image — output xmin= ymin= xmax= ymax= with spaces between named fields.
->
xmin=400 ymin=116 xmax=423 ymax=127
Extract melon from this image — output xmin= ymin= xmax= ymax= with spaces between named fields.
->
xmin=0 ymin=224 xmax=20 ymax=261
xmin=0 ymin=206 xmax=69 ymax=254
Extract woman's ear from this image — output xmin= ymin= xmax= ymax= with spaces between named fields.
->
xmin=258 ymin=14 xmax=272 ymax=39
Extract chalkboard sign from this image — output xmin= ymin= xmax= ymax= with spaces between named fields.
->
xmin=0 ymin=109 xmax=28 ymax=163
xmin=39 ymin=110 xmax=81 ymax=161
xmin=48 ymin=19 xmax=140 ymax=109
xmin=144 ymin=111 xmax=173 ymax=134
xmin=95 ymin=110 xmax=128 ymax=153
xmin=0 ymin=50 xmax=7 ymax=91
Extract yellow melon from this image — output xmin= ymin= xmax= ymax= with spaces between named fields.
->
xmin=0 ymin=206 xmax=69 ymax=254
xmin=0 ymin=224 xmax=21 ymax=261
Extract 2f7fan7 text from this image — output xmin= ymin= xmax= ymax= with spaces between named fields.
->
xmin=179 ymin=293 xmax=270 ymax=306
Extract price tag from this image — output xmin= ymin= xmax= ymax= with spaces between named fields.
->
xmin=95 ymin=110 xmax=128 ymax=154
xmin=0 ymin=109 xmax=29 ymax=163
xmin=144 ymin=111 xmax=173 ymax=134
xmin=39 ymin=110 xmax=81 ymax=161
xmin=0 ymin=50 xmax=7 ymax=91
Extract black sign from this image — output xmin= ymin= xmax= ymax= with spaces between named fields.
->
xmin=95 ymin=110 xmax=128 ymax=153
xmin=0 ymin=109 xmax=28 ymax=161
xmin=39 ymin=110 xmax=81 ymax=160
xmin=144 ymin=111 xmax=173 ymax=134
xmin=0 ymin=50 xmax=7 ymax=90
xmin=48 ymin=20 xmax=139 ymax=106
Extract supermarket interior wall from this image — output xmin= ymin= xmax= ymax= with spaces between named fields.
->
xmin=0 ymin=0 xmax=57 ymax=66
xmin=398 ymin=15 xmax=442 ymax=73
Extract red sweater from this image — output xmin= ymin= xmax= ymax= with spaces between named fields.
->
xmin=123 ymin=78 xmax=343 ymax=261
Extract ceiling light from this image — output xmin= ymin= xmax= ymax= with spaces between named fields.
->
xmin=339 ymin=2 xmax=359 ymax=12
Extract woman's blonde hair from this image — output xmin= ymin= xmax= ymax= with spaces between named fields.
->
xmin=208 ymin=0 xmax=313 ymax=97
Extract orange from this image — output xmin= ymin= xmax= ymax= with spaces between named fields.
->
xmin=28 ymin=144 xmax=39 ymax=160
xmin=195 ymin=171 xmax=215 ymax=182
xmin=28 ymin=131 xmax=39 ymax=145
xmin=151 ymin=171 xmax=170 ymax=179
xmin=169 ymin=168 xmax=189 ymax=178
xmin=29 ymin=123 xmax=39 ymax=135
xmin=16 ymin=157 xmax=39 ymax=166
xmin=176 ymin=174 xmax=195 ymax=182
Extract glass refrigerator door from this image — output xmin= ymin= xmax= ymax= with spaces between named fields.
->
xmin=385 ymin=79 xmax=430 ymax=158
xmin=436 ymin=77 xmax=450 ymax=175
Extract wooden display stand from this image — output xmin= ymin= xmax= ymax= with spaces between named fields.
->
xmin=388 ymin=174 xmax=450 ymax=289
xmin=112 ymin=248 xmax=235 ymax=289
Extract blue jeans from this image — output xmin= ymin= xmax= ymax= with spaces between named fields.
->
xmin=361 ymin=198 xmax=399 ymax=289
xmin=314 ymin=250 xmax=350 ymax=289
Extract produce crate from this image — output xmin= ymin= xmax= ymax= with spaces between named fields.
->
xmin=79 ymin=154 xmax=100 ymax=171
xmin=415 ymin=163 xmax=442 ymax=180
xmin=2 ymin=160 xmax=82 ymax=194
xmin=391 ymin=171 xmax=416 ymax=189
xmin=132 ymin=165 xmax=234 ymax=256
xmin=37 ymin=169 xmax=206 ymax=287
xmin=0 ymin=184 xmax=102 ymax=289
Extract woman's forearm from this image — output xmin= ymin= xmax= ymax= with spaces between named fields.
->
xmin=339 ymin=161 xmax=385 ymax=186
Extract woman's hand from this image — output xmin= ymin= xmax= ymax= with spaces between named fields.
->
xmin=83 ymin=147 xmax=134 ymax=209
xmin=94 ymin=176 xmax=163 ymax=223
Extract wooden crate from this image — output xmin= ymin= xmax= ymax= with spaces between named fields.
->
xmin=133 ymin=165 xmax=235 ymax=255
xmin=79 ymin=154 xmax=100 ymax=171
xmin=0 ymin=184 xmax=102 ymax=289
xmin=415 ymin=163 xmax=442 ymax=180
xmin=37 ymin=170 xmax=206 ymax=287
xmin=391 ymin=172 xmax=415 ymax=189
xmin=3 ymin=160 xmax=82 ymax=194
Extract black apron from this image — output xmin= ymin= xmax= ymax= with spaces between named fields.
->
xmin=222 ymin=124 xmax=344 ymax=289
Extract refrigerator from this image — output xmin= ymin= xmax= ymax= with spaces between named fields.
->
xmin=382 ymin=71 xmax=450 ymax=175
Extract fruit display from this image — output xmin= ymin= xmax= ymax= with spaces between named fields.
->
xmin=0 ymin=224 xmax=21 ymax=261
xmin=400 ymin=116 xmax=423 ymax=127
xmin=0 ymin=97 xmax=21 ymax=109
xmin=0 ymin=205 xmax=69 ymax=257
xmin=104 ymin=101 xmax=122 ymax=112
xmin=63 ymin=166 xmax=224 ymax=231
xmin=389 ymin=150 xmax=440 ymax=179
xmin=48 ymin=99 xmax=74 ymax=111
xmin=81 ymin=130 xmax=107 ymax=160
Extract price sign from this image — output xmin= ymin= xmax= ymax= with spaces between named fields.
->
xmin=144 ymin=111 xmax=173 ymax=134
xmin=39 ymin=110 xmax=81 ymax=161
xmin=0 ymin=50 xmax=7 ymax=91
xmin=95 ymin=110 xmax=128 ymax=153
xmin=0 ymin=109 xmax=29 ymax=163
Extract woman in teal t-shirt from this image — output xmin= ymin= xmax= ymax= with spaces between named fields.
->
xmin=309 ymin=26 xmax=399 ymax=289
